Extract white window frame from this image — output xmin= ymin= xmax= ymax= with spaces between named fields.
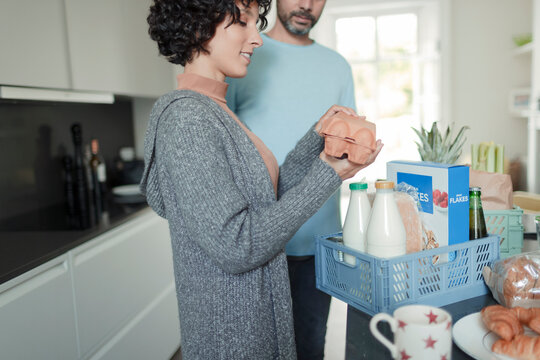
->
xmin=312 ymin=0 xmax=451 ymax=222
xmin=312 ymin=0 xmax=450 ymax=130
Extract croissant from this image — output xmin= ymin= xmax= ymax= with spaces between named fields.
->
xmin=481 ymin=305 xmax=523 ymax=341
xmin=511 ymin=307 xmax=540 ymax=334
xmin=530 ymin=318 xmax=540 ymax=335
xmin=492 ymin=334 xmax=540 ymax=360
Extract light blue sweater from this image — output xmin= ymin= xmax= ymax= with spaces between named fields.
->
xmin=227 ymin=34 xmax=356 ymax=255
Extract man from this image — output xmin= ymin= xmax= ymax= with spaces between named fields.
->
xmin=226 ymin=0 xmax=355 ymax=358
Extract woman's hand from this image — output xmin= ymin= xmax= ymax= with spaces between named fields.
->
xmin=320 ymin=140 xmax=384 ymax=181
xmin=315 ymin=104 xmax=359 ymax=133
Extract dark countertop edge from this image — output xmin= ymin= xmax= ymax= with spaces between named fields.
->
xmin=0 ymin=206 xmax=152 ymax=286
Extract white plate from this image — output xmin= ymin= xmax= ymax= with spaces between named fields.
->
xmin=452 ymin=312 xmax=515 ymax=360
xmin=112 ymin=184 xmax=141 ymax=197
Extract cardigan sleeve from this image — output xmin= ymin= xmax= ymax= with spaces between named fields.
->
xmin=156 ymin=99 xmax=341 ymax=274
xmin=277 ymin=125 xmax=325 ymax=198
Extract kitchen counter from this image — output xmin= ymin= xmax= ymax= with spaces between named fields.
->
xmin=345 ymin=294 xmax=497 ymax=359
xmin=340 ymin=237 xmax=540 ymax=359
xmin=0 ymin=205 xmax=180 ymax=360
xmin=0 ymin=201 xmax=150 ymax=285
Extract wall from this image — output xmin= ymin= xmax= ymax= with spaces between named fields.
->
xmin=0 ymin=99 xmax=134 ymax=220
xmin=318 ymin=0 xmax=535 ymax=181
xmin=450 ymin=0 xmax=532 ymax=165
xmin=132 ymin=97 xmax=155 ymax=159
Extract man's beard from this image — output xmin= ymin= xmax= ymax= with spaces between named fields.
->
xmin=278 ymin=10 xmax=318 ymax=35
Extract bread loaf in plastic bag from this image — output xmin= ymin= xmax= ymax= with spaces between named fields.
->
xmin=483 ymin=251 xmax=540 ymax=308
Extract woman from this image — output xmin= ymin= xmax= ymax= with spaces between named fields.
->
xmin=141 ymin=0 xmax=382 ymax=359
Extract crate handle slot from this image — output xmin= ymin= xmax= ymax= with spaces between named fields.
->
xmin=415 ymin=249 xmax=461 ymax=271
xmin=324 ymin=237 xmax=367 ymax=268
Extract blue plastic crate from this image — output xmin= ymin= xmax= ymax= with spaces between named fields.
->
xmin=315 ymin=233 xmax=499 ymax=316
xmin=484 ymin=206 xmax=524 ymax=258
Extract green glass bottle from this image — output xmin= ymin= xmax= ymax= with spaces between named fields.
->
xmin=469 ymin=187 xmax=488 ymax=240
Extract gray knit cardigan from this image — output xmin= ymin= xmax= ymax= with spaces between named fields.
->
xmin=140 ymin=90 xmax=342 ymax=360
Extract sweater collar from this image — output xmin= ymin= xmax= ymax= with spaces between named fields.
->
xmin=176 ymin=73 xmax=228 ymax=105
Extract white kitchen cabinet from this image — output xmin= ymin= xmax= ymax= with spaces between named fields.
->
xmin=0 ymin=0 xmax=71 ymax=89
xmin=0 ymin=255 xmax=78 ymax=360
xmin=0 ymin=210 xmax=179 ymax=360
xmin=71 ymin=210 xmax=178 ymax=358
xmin=64 ymin=0 xmax=175 ymax=97
xmin=89 ymin=284 xmax=180 ymax=360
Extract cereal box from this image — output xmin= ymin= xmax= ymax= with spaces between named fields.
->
xmin=387 ymin=161 xmax=469 ymax=261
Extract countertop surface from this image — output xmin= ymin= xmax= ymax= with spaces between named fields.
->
xmin=344 ymin=239 xmax=540 ymax=360
xmin=0 ymin=200 xmax=150 ymax=285
xmin=346 ymin=294 xmax=497 ymax=360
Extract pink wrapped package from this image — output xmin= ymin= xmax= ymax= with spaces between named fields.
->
xmin=394 ymin=192 xmax=424 ymax=254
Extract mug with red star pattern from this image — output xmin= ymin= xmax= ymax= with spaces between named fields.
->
xmin=369 ymin=304 xmax=452 ymax=360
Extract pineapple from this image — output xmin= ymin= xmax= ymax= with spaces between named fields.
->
xmin=412 ymin=122 xmax=469 ymax=164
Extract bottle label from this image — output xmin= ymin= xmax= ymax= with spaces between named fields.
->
xmin=97 ymin=164 xmax=107 ymax=182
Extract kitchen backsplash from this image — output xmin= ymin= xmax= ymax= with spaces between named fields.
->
xmin=0 ymin=98 xmax=135 ymax=221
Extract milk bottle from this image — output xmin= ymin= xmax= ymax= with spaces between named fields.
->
xmin=366 ymin=181 xmax=406 ymax=258
xmin=342 ymin=182 xmax=371 ymax=265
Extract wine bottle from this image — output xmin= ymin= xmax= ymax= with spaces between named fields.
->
xmin=71 ymin=123 xmax=90 ymax=229
xmin=89 ymin=138 xmax=108 ymax=218
xmin=469 ymin=187 xmax=488 ymax=240
xmin=84 ymin=144 xmax=96 ymax=226
xmin=62 ymin=155 xmax=77 ymax=228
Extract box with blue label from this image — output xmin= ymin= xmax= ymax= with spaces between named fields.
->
xmin=387 ymin=161 xmax=469 ymax=261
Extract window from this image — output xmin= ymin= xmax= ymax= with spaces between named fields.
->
xmin=336 ymin=12 xmax=422 ymax=181
xmin=313 ymin=1 xmax=442 ymax=220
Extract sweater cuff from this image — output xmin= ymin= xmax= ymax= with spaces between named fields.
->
xmin=296 ymin=125 xmax=324 ymax=157
xmin=302 ymin=157 xmax=343 ymax=204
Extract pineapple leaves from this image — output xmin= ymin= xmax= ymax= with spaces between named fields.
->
xmin=411 ymin=122 xmax=469 ymax=164
xmin=412 ymin=127 xmax=432 ymax=161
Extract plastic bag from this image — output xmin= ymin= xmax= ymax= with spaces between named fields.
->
xmin=483 ymin=251 xmax=540 ymax=308
xmin=395 ymin=181 xmax=422 ymax=212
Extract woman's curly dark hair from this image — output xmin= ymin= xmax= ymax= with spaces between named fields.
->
xmin=148 ymin=0 xmax=271 ymax=66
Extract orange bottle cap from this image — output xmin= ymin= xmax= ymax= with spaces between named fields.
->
xmin=375 ymin=181 xmax=394 ymax=189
